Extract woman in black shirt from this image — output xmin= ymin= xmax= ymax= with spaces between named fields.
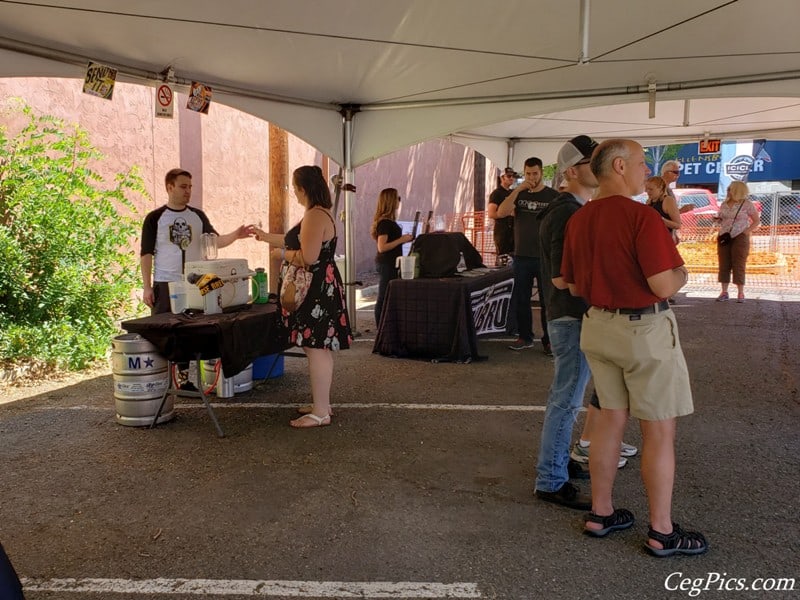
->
xmin=370 ymin=188 xmax=414 ymax=326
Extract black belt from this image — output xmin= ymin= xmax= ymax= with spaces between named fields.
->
xmin=601 ymin=300 xmax=670 ymax=315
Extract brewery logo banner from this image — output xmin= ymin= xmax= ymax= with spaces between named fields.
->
xmin=471 ymin=278 xmax=514 ymax=336
xmin=83 ymin=61 xmax=117 ymax=100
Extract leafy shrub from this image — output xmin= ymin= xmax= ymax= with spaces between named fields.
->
xmin=0 ymin=103 xmax=148 ymax=369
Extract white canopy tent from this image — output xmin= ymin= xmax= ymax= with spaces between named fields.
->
xmin=2 ymin=0 xmax=799 ymax=310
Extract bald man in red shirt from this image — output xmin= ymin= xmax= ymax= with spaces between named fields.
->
xmin=561 ymin=139 xmax=707 ymax=558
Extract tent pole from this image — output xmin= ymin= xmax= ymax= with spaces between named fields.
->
xmin=341 ymin=105 xmax=360 ymax=334
xmin=507 ymin=137 xmax=518 ymax=172
xmin=579 ymin=0 xmax=590 ymax=64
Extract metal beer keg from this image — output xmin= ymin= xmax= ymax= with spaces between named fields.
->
xmin=111 ymin=334 xmax=174 ymax=426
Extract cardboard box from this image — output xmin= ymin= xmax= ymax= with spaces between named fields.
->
xmin=184 ymin=259 xmax=251 ymax=309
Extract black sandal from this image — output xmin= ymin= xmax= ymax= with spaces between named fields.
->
xmin=646 ymin=523 xmax=708 ymax=557
xmin=583 ymin=508 xmax=635 ymax=537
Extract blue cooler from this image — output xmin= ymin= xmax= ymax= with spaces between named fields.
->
xmin=252 ymin=354 xmax=284 ymax=379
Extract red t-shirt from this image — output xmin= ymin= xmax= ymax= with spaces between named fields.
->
xmin=561 ymin=195 xmax=684 ymax=310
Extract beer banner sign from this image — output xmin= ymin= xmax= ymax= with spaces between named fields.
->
xmin=186 ymin=81 xmax=212 ymax=114
xmin=83 ymin=61 xmax=117 ymax=100
xmin=470 ymin=278 xmax=514 ymax=336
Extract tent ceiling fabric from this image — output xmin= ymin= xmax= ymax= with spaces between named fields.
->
xmin=1 ymin=0 xmax=799 ymax=167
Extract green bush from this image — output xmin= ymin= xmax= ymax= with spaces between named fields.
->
xmin=0 ymin=103 xmax=148 ymax=369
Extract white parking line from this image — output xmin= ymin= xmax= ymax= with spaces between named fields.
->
xmin=50 ymin=403 xmax=552 ymax=412
xmin=20 ymin=577 xmax=482 ymax=598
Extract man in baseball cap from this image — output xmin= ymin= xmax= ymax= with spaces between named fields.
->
xmin=556 ymin=134 xmax=598 ymax=174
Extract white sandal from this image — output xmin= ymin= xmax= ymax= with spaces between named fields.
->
xmin=290 ymin=413 xmax=331 ymax=428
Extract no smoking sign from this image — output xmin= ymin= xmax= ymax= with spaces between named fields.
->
xmin=155 ymin=84 xmax=174 ymax=118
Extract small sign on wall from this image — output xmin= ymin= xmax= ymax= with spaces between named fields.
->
xmin=186 ymin=82 xmax=212 ymax=114
xmin=155 ymin=84 xmax=174 ymax=118
xmin=83 ymin=61 xmax=117 ymax=100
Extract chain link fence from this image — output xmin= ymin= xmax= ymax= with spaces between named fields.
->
xmin=448 ymin=201 xmax=800 ymax=298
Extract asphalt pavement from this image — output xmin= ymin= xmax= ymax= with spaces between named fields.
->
xmin=0 ymin=292 xmax=798 ymax=600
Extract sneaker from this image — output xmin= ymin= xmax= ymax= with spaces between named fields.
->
xmin=620 ymin=441 xmax=639 ymax=457
xmin=716 ymin=292 xmax=729 ymax=302
xmin=570 ymin=442 xmax=628 ymax=468
xmin=567 ymin=459 xmax=590 ymax=480
xmin=737 ymin=293 xmax=745 ymax=303
xmin=542 ymin=342 xmax=553 ymax=356
xmin=535 ymin=482 xmax=592 ymax=510
xmin=179 ymin=381 xmax=199 ymax=392
xmin=508 ymin=338 xmax=534 ymax=351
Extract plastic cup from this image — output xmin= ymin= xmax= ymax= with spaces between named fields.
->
xmin=167 ymin=281 xmax=187 ymax=314
xmin=399 ymin=256 xmax=416 ymax=279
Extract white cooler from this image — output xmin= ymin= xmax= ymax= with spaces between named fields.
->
xmin=184 ymin=259 xmax=251 ymax=309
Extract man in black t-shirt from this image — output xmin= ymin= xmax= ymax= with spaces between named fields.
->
xmin=496 ymin=157 xmax=559 ymax=353
xmin=487 ymin=167 xmax=516 ymax=265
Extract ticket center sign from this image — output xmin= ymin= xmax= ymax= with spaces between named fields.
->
xmin=155 ymin=84 xmax=174 ymax=118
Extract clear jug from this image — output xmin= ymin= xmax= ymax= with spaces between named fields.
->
xmin=395 ymin=255 xmax=417 ymax=279
xmin=201 ymin=233 xmax=218 ymax=260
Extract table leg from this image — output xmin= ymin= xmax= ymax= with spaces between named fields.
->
xmin=193 ymin=357 xmax=224 ymax=437
xmin=149 ymin=388 xmax=171 ymax=430
xmin=148 ymin=360 xmax=225 ymax=438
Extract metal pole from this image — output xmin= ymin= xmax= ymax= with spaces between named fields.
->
xmin=341 ymin=106 xmax=360 ymax=334
xmin=579 ymin=0 xmax=591 ymax=64
xmin=507 ymin=137 xmax=518 ymax=172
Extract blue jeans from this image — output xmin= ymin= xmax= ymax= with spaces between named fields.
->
xmin=374 ymin=261 xmax=397 ymax=326
xmin=512 ymin=255 xmax=548 ymax=345
xmin=535 ymin=317 xmax=592 ymax=492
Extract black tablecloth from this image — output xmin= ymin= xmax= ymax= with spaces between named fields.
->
xmin=373 ymin=267 xmax=513 ymax=362
xmin=121 ymin=303 xmax=288 ymax=376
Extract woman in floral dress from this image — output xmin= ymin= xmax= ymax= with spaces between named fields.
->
xmin=254 ymin=165 xmax=352 ymax=427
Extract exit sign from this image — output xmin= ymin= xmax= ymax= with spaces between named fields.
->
xmin=699 ymin=139 xmax=721 ymax=154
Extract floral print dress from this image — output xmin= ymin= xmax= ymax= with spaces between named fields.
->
xmin=280 ymin=217 xmax=352 ymax=350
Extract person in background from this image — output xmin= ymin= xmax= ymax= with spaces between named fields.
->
xmin=254 ymin=166 xmax=352 ymax=427
xmin=661 ymin=160 xmax=682 ymax=199
xmin=645 ymin=176 xmax=683 ymax=304
xmin=140 ymin=168 xmax=253 ymax=388
xmin=535 ymin=135 xmax=635 ymax=510
xmin=496 ymin=157 xmax=559 ymax=354
xmin=562 ymin=138 xmax=707 ymax=557
xmin=370 ymin=188 xmax=415 ymax=326
xmin=487 ymin=167 xmax=516 ymax=265
xmin=645 ymin=176 xmax=682 ymax=243
xmin=714 ymin=181 xmax=760 ymax=303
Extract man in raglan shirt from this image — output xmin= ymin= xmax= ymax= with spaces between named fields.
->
xmin=140 ymin=168 xmax=253 ymax=314
xmin=140 ymin=168 xmax=253 ymax=388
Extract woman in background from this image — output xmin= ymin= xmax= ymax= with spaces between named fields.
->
xmin=645 ymin=175 xmax=683 ymax=303
xmin=254 ymin=165 xmax=352 ymax=427
xmin=644 ymin=175 xmax=682 ymax=243
xmin=370 ymin=188 xmax=414 ymax=326
xmin=714 ymin=180 xmax=760 ymax=303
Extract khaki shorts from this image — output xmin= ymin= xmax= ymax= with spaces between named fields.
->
xmin=580 ymin=307 xmax=693 ymax=421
